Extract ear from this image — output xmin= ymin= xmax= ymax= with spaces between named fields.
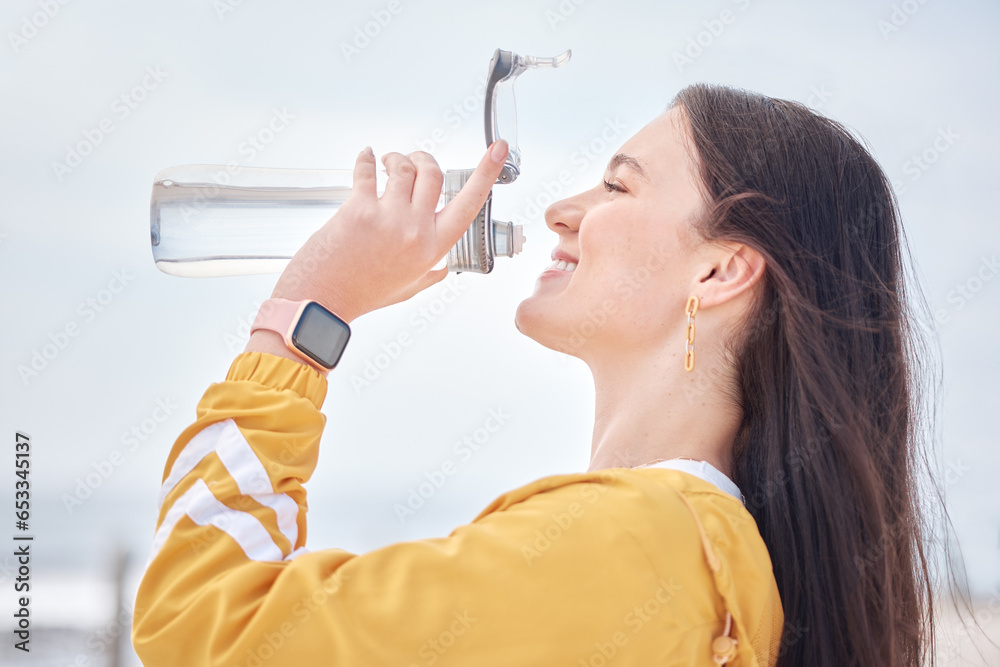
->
xmin=696 ymin=243 xmax=766 ymax=309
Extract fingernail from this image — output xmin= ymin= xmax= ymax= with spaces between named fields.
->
xmin=360 ymin=146 xmax=373 ymax=159
xmin=490 ymin=139 xmax=508 ymax=163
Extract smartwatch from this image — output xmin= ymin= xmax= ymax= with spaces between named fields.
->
xmin=250 ymin=298 xmax=351 ymax=372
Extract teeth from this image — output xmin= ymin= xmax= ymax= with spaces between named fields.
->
xmin=547 ymin=259 xmax=577 ymax=272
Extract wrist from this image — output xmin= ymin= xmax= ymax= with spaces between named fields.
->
xmin=271 ymin=278 xmax=360 ymax=325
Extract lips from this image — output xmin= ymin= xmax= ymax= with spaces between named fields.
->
xmin=541 ymin=248 xmax=578 ymax=276
xmin=550 ymin=248 xmax=579 ymax=264
xmin=537 ymin=247 xmax=579 ymax=279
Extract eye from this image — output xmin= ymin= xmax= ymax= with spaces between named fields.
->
xmin=603 ymin=179 xmax=625 ymax=193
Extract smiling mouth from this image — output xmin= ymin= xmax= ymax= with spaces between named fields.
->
xmin=543 ymin=259 xmax=577 ymax=273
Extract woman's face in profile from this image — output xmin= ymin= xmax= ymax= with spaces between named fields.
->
xmin=514 ymin=106 xmax=711 ymax=358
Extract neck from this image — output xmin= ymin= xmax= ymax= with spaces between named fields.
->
xmin=583 ymin=335 xmax=741 ymax=478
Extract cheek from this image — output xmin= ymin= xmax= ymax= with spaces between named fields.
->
xmin=592 ymin=239 xmax=685 ymax=324
xmin=578 ymin=211 xmax=640 ymax=279
xmin=580 ymin=213 xmax=679 ymax=284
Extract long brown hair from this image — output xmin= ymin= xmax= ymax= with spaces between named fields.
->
xmin=670 ymin=84 xmax=944 ymax=665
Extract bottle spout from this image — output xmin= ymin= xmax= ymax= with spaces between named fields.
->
xmin=513 ymin=49 xmax=572 ymax=72
xmin=493 ymin=220 xmax=525 ymax=258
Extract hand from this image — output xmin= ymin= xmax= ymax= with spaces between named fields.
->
xmin=269 ymin=140 xmax=509 ymax=323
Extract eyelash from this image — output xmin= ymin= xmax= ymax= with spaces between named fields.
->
xmin=603 ymin=179 xmax=625 ymax=193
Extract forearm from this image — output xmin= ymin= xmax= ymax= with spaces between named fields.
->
xmin=133 ymin=352 xmax=329 ymax=663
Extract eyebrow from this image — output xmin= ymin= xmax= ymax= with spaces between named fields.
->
xmin=606 ymin=153 xmax=650 ymax=183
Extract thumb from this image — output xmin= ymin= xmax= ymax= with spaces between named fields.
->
xmin=392 ymin=265 xmax=450 ymax=305
xmin=418 ymin=265 xmax=451 ymax=291
xmin=374 ymin=266 xmax=450 ymax=313
xmin=435 ymin=140 xmax=508 ymax=247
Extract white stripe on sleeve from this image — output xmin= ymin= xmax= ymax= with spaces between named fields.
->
xmin=214 ymin=422 xmax=300 ymax=550
xmin=149 ymin=478 xmax=284 ymax=564
xmin=156 ymin=419 xmax=302 ymax=552
xmin=157 ymin=420 xmax=230 ymax=510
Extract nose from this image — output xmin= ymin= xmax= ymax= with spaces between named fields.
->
xmin=544 ymin=189 xmax=589 ymax=234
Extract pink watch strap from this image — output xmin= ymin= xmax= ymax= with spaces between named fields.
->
xmin=250 ymin=298 xmax=327 ymax=372
xmin=250 ymin=298 xmax=304 ymax=339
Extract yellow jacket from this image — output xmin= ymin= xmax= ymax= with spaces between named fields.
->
xmin=132 ymin=352 xmax=784 ymax=666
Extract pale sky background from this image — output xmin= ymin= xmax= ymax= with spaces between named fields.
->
xmin=1 ymin=0 xmax=998 ymax=664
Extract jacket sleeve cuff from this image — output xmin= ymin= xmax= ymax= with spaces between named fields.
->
xmin=225 ymin=352 xmax=328 ymax=410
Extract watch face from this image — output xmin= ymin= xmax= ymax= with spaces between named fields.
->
xmin=291 ymin=302 xmax=351 ymax=369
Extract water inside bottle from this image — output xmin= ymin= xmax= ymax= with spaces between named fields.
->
xmin=151 ymin=179 xmax=351 ymax=278
xmin=150 ymin=165 xmax=513 ymax=278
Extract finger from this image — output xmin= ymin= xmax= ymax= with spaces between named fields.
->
xmin=381 ymin=152 xmax=418 ymax=204
xmin=408 ymin=151 xmax=445 ymax=213
xmin=351 ymin=146 xmax=377 ymax=199
xmin=435 ymin=140 xmax=508 ymax=245
xmin=407 ymin=151 xmax=444 ymax=213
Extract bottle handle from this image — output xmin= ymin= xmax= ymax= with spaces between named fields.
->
xmin=483 ymin=48 xmax=572 ymax=184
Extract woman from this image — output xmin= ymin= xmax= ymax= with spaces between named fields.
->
xmin=133 ymin=84 xmax=936 ymax=665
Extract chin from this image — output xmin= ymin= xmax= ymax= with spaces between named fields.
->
xmin=513 ymin=297 xmax=535 ymax=338
xmin=514 ymin=295 xmax=548 ymax=342
xmin=514 ymin=296 xmax=578 ymax=357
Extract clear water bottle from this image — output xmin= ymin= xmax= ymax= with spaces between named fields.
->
xmin=149 ymin=47 xmax=570 ymax=279
xmin=150 ymin=164 xmax=525 ymax=278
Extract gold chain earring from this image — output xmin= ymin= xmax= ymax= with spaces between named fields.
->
xmin=684 ymin=295 xmax=699 ymax=372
